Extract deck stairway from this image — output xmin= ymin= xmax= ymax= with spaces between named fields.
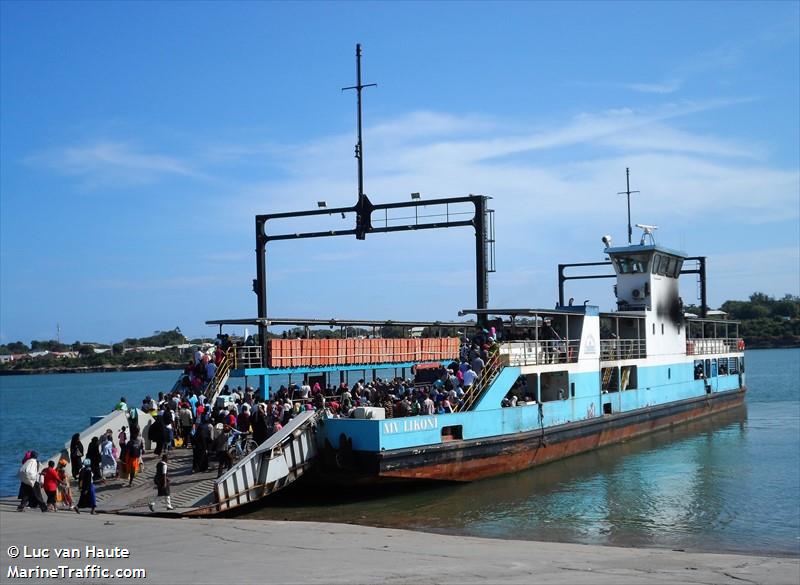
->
xmin=455 ymin=350 xmax=503 ymax=412
xmin=204 ymin=347 xmax=233 ymax=405
xmin=210 ymin=410 xmax=320 ymax=514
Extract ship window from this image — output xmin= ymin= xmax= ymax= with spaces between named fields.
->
xmin=668 ymin=368 xmax=671 ymax=380
xmin=540 ymin=370 xmax=569 ymax=402
xmin=652 ymin=323 xmax=656 ymax=335
xmin=694 ymin=360 xmax=704 ymax=379
xmin=729 ymin=357 xmax=739 ymax=374
xmin=652 ymin=254 xmax=662 ymax=274
xmin=570 ymin=382 xmax=575 ymax=398
xmin=663 ymin=256 xmax=674 ymax=277
xmin=673 ymin=259 xmax=684 ymax=277
xmin=524 ymin=373 xmax=539 ymax=402
xmin=441 ymin=425 xmax=462 ymax=442
xmin=718 ymin=358 xmax=729 ymax=375
xmin=661 ymin=323 xmax=665 ymax=335
xmin=621 ymin=366 xmax=637 ymax=390
xmin=602 ymin=367 xmax=619 ymax=393
xmin=614 ymin=256 xmax=649 ymax=274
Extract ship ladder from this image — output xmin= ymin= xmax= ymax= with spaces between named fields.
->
xmin=213 ymin=410 xmax=320 ymax=513
xmin=601 ymin=367 xmax=613 ymax=390
xmin=457 ymin=350 xmax=503 ymax=412
xmin=204 ymin=347 xmax=234 ymax=405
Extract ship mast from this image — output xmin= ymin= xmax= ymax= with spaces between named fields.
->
xmin=342 ymin=43 xmax=377 ymax=240
xmin=617 ymin=167 xmax=640 ymax=245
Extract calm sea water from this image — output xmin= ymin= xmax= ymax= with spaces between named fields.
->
xmin=1 ymin=349 xmax=797 ymax=554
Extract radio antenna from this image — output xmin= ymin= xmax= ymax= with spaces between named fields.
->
xmin=617 ymin=167 xmax=640 ymax=244
xmin=342 ymin=43 xmax=377 ymax=208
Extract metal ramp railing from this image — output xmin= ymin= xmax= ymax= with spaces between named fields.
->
xmin=213 ymin=410 xmax=320 ymax=513
xmin=204 ymin=347 xmax=233 ymax=405
xmin=455 ymin=350 xmax=503 ymax=412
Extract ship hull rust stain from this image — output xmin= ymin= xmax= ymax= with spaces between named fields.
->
xmin=375 ymin=388 xmax=745 ymax=482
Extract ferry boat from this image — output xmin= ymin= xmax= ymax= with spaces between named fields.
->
xmin=204 ymin=47 xmax=745 ymax=512
xmin=202 ymin=224 xmax=745 ymax=511
xmin=51 ymin=46 xmax=746 ymax=516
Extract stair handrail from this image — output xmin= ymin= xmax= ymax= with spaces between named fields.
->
xmin=456 ymin=349 xmax=503 ymax=412
xmin=204 ymin=347 xmax=234 ymax=403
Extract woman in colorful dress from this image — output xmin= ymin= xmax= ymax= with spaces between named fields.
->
xmin=56 ymin=459 xmax=75 ymax=511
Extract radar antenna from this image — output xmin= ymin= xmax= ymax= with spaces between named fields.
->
xmin=635 ymin=223 xmax=658 ymax=245
xmin=617 ymin=167 xmax=640 ymax=244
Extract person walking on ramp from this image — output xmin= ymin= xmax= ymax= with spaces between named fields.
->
xmin=149 ymin=454 xmax=174 ymax=512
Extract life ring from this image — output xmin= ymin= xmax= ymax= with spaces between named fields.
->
xmin=737 ymin=339 xmax=745 ymax=351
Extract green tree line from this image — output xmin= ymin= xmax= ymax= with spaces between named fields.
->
xmin=1 ymin=294 xmax=797 ymax=369
xmin=719 ymin=293 xmax=799 ymax=348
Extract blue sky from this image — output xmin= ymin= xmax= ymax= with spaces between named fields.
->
xmin=1 ymin=1 xmax=798 ymax=344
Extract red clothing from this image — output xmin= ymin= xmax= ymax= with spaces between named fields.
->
xmin=43 ymin=467 xmax=60 ymax=493
xmin=237 ymin=411 xmax=250 ymax=432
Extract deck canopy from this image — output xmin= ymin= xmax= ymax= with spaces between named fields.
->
xmin=206 ymin=317 xmax=473 ymax=328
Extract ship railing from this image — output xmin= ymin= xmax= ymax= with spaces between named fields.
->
xmin=204 ymin=347 xmax=234 ymax=403
xmin=234 ymin=346 xmax=263 ymax=369
xmin=686 ymin=338 xmax=743 ymax=356
xmin=456 ymin=349 xmax=503 ymax=412
xmin=264 ymin=338 xmax=459 ymax=368
xmin=600 ymin=339 xmax=647 ymax=361
xmin=498 ymin=339 xmax=580 ymax=366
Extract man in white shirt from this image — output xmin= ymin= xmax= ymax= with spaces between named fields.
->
xmin=206 ymin=360 xmax=217 ymax=382
xmin=17 ymin=452 xmax=47 ymax=512
xmin=463 ymin=367 xmax=477 ymax=389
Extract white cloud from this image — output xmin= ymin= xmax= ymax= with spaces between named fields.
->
xmin=623 ymin=79 xmax=684 ymax=94
xmin=27 ymin=141 xmax=197 ymax=187
xmin=211 ymin=104 xmax=797 ymax=316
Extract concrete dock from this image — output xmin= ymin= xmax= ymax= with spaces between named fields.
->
xmin=0 ymin=507 xmax=797 ymax=584
xmin=88 ymin=448 xmax=218 ymax=515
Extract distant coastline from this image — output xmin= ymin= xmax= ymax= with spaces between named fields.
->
xmin=0 ymin=362 xmax=182 ymax=376
xmin=2 ymin=344 xmax=799 ymax=376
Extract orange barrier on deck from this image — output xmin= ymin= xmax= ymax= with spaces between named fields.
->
xmin=265 ymin=337 xmax=460 ymax=368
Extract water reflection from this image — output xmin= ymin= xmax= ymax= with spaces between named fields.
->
xmin=246 ymin=406 xmax=769 ymax=552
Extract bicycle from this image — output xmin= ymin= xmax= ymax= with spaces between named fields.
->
xmin=227 ymin=431 xmax=258 ymax=461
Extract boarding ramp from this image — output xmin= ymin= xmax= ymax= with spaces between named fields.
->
xmin=46 ymin=408 xmax=154 ymax=466
xmin=211 ymin=410 xmax=320 ymax=513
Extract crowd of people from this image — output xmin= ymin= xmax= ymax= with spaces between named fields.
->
xmin=17 ymin=330 xmax=514 ymax=514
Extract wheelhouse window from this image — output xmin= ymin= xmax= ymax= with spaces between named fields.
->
xmin=652 ymin=254 xmax=662 ymax=274
xmin=652 ymin=254 xmax=684 ymax=278
xmin=613 ymin=255 xmax=649 ymax=274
